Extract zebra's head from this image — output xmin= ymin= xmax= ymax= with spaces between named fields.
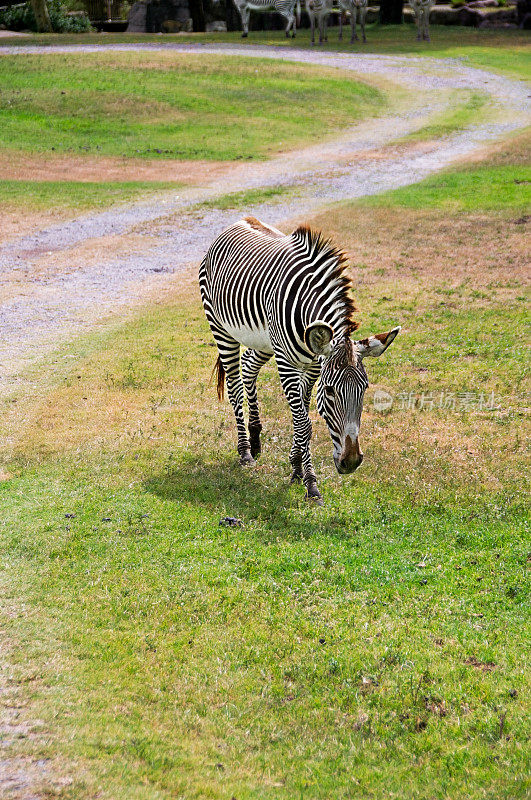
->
xmin=307 ymin=323 xmax=401 ymax=475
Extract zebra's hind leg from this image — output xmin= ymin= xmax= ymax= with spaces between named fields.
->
xmin=241 ymin=348 xmax=272 ymax=458
xmin=212 ymin=331 xmax=255 ymax=466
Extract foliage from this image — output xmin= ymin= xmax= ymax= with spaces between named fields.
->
xmin=0 ymin=0 xmax=91 ymax=32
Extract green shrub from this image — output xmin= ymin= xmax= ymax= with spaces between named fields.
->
xmin=0 ymin=0 xmax=92 ymax=31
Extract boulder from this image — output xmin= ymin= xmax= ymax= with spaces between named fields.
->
xmin=206 ymin=20 xmax=227 ymax=31
xmin=467 ymin=0 xmax=498 ymax=7
xmin=145 ymin=0 xmax=191 ymax=32
xmin=126 ymin=0 xmax=147 ymax=32
xmin=517 ymin=0 xmax=531 ymax=24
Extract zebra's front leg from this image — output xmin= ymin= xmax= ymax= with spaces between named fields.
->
xmin=241 ymin=348 xmax=272 ymax=459
xmin=360 ymin=7 xmax=366 ymax=41
xmin=350 ymin=11 xmax=357 ymax=43
xmin=423 ymin=11 xmax=430 ymax=40
xmin=240 ymin=6 xmax=250 ymax=36
xmin=278 ymin=358 xmax=322 ymax=503
xmin=284 ymin=11 xmax=296 ymax=36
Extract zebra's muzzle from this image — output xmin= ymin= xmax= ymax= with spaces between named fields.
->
xmin=334 ymin=435 xmax=363 ymax=474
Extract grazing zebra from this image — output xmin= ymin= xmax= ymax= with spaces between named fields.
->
xmin=409 ymin=0 xmax=435 ymax=40
xmin=231 ymin=0 xmax=301 ymax=37
xmin=338 ymin=0 xmax=368 ymax=44
xmin=305 ymin=0 xmax=332 ymax=44
xmin=199 ymin=216 xmax=400 ymax=504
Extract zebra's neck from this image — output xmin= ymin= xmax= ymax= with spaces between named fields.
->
xmin=289 ymin=225 xmax=358 ymax=341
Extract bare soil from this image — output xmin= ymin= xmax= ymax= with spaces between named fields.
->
xmin=0 ymin=151 xmax=233 ymax=184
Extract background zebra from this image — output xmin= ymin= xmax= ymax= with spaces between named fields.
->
xmin=338 ymin=0 xmax=368 ymax=43
xmin=409 ymin=0 xmax=435 ymax=40
xmin=200 ymin=216 xmax=400 ymax=504
xmin=231 ymin=0 xmax=301 ymax=37
xmin=305 ymin=0 xmax=332 ymax=44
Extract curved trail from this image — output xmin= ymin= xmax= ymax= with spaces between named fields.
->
xmin=0 ymin=44 xmax=529 ymax=394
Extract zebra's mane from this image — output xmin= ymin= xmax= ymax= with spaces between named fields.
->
xmin=291 ymin=225 xmax=359 ymax=336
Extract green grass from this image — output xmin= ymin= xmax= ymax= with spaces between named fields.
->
xmin=1 ymin=189 xmax=529 ymax=798
xmin=363 ymin=164 xmax=531 ymax=213
xmin=0 ymin=179 xmax=181 ymax=210
xmin=398 ymin=90 xmax=490 ymax=143
xmin=0 ymin=51 xmax=383 ymax=161
xmin=194 ymin=184 xmax=298 ymax=211
xmin=1 ymin=26 xmax=529 ymax=80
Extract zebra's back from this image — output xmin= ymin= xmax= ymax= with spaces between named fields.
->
xmin=200 ymin=217 xmax=295 ymax=355
xmin=200 ymin=216 xmax=356 ymax=366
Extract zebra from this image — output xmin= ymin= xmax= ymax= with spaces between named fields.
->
xmin=231 ymin=0 xmax=301 ymax=37
xmin=338 ymin=0 xmax=368 ymax=44
xmin=305 ymin=0 xmax=332 ymax=44
xmin=199 ymin=216 xmax=400 ymax=504
xmin=409 ymin=0 xmax=435 ymax=40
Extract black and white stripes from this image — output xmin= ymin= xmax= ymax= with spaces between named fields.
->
xmin=200 ymin=216 xmax=400 ymax=503
xmin=232 ymin=0 xmax=301 ymax=38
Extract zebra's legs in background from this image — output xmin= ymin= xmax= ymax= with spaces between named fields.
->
xmin=277 ymin=356 xmax=322 ymax=502
xmin=211 ymin=327 xmax=255 ymax=465
xmin=351 ymin=7 xmax=358 ymax=42
xmin=359 ymin=5 xmax=367 ymax=42
xmin=238 ymin=5 xmax=250 ymax=36
xmin=241 ymin=348 xmax=273 ymax=458
xmin=283 ymin=10 xmax=296 ymax=36
xmin=422 ymin=8 xmax=430 ymax=40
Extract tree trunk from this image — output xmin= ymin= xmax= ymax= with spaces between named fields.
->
xmin=189 ymin=0 xmax=206 ymax=30
xmin=30 ymin=0 xmax=53 ymax=31
xmin=379 ymin=0 xmax=404 ymax=23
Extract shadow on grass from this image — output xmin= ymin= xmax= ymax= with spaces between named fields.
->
xmin=144 ymin=452 xmax=342 ymax=538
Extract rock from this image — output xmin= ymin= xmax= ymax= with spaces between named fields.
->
xmin=126 ymin=0 xmax=147 ymax=32
xmin=467 ymin=0 xmax=498 ymax=7
xmin=145 ymin=0 xmax=192 ymax=32
xmin=517 ymin=0 xmax=531 ymax=24
xmin=206 ymin=20 xmax=227 ymax=31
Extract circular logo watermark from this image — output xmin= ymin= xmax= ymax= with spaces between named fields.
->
xmin=373 ymin=389 xmax=393 ymax=413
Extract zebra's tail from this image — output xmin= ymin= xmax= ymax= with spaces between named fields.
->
xmin=296 ymin=0 xmax=301 ymax=24
xmin=213 ymin=355 xmax=225 ymax=401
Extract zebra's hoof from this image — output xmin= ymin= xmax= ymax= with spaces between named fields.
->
xmin=305 ymin=491 xmax=324 ymax=506
xmin=239 ymin=452 xmax=256 ymax=467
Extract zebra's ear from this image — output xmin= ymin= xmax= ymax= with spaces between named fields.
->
xmin=354 ymin=326 xmax=401 ymax=358
xmin=304 ymin=322 xmax=334 ymax=357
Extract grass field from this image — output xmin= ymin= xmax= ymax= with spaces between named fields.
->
xmin=1 ymin=126 xmax=529 ymax=798
xmin=0 ymin=179 xmax=182 ymax=210
xmin=0 ymin=28 xmax=528 ymax=219
xmin=0 ymin=51 xmax=383 ymax=161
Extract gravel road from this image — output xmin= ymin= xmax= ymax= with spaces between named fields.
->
xmin=0 ymin=44 xmax=529 ymax=394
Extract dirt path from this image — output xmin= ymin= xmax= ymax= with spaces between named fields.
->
xmin=0 ymin=44 xmax=529 ymax=395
